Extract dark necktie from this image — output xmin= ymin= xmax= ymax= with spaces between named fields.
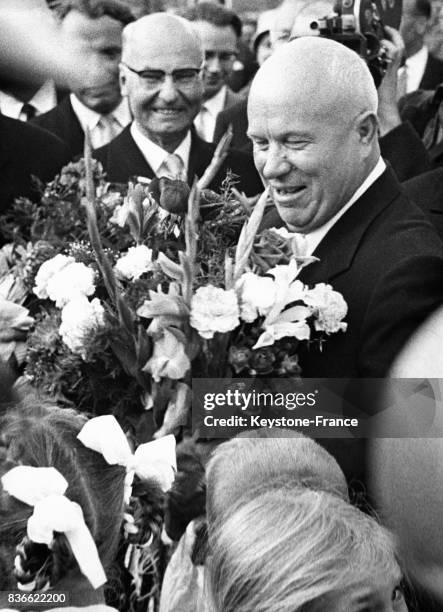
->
xmin=21 ymin=103 xmax=36 ymax=121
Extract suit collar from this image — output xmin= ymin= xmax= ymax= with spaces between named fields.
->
xmin=107 ymin=124 xmax=156 ymax=180
xmin=110 ymin=125 xmax=215 ymax=185
xmin=299 ymin=166 xmax=401 ymax=284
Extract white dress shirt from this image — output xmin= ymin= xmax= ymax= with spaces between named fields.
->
xmin=130 ymin=122 xmax=191 ymax=179
xmin=0 ymin=79 xmax=57 ymax=121
xmin=398 ymin=46 xmax=429 ymax=95
xmin=291 ymin=157 xmax=386 ymax=256
xmin=70 ymin=94 xmax=131 ymax=149
xmin=194 ymin=85 xmax=227 ymax=142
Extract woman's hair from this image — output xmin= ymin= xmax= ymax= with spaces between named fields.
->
xmin=206 ymin=429 xmax=349 ymax=526
xmin=0 ymin=397 xmax=126 ymax=591
xmin=208 ymin=484 xmax=401 ymax=612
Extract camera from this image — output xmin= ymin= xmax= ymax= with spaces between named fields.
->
xmin=309 ymin=0 xmax=403 ymax=87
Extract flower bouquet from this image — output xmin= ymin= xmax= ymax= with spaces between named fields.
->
xmin=0 ymin=135 xmax=348 ymax=612
xmin=0 ymin=133 xmax=347 ymax=443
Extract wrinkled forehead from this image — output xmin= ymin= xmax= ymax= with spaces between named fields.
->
xmin=248 ymin=73 xmax=322 ymax=124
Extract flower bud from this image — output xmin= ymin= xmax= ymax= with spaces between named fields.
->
xmin=250 ymin=348 xmax=276 ymax=375
xmin=228 ymin=346 xmax=252 ymax=373
xmin=149 ymin=177 xmax=191 ymax=215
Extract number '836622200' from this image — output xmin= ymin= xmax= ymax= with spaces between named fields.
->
xmin=1 ymin=591 xmax=68 ymax=608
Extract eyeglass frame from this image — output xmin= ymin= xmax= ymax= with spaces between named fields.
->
xmin=120 ymin=62 xmax=203 ymax=87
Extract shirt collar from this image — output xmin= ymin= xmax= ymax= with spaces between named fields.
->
xmin=202 ymin=85 xmax=227 ymax=117
xmin=130 ymin=121 xmax=192 ymax=175
xmin=0 ymin=80 xmax=57 ymax=119
xmin=298 ymin=157 xmax=386 ymax=256
xmin=31 ymin=80 xmax=58 ymax=114
xmin=405 ymin=45 xmax=428 ymax=71
xmin=404 ymin=46 xmax=429 ymax=93
xmin=70 ymin=94 xmax=131 ymax=131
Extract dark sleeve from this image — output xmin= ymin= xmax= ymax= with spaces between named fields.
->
xmin=33 ymin=133 xmax=71 ymax=184
xmin=403 ymin=169 xmax=443 ymax=241
xmin=380 ymin=122 xmax=431 ymax=181
xmin=399 ymin=89 xmax=436 ymax=137
xmin=358 ymin=238 xmax=443 ymax=376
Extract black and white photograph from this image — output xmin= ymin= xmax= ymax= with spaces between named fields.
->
xmin=1 ymin=0 xmax=443 ymax=610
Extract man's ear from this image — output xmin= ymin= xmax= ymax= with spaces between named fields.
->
xmin=356 ymin=111 xmax=378 ymax=145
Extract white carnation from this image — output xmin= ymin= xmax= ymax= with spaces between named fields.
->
xmin=115 ymin=245 xmax=154 ymax=280
xmin=304 ymin=283 xmax=348 ymax=334
xmin=46 ymin=261 xmax=96 ymax=308
xmin=236 ymin=272 xmax=276 ymax=323
xmin=190 ymin=286 xmax=239 ymax=339
xmin=33 ymin=254 xmax=74 ymax=299
xmin=59 ymin=297 xmax=105 ymax=358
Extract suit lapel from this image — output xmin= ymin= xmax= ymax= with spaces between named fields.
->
xmin=110 ymin=126 xmax=155 ymax=181
xmin=65 ymin=98 xmax=86 ymax=155
xmin=299 ymin=167 xmax=401 ymax=285
xmin=187 ymin=132 xmax=214 ymax=185
xmin=420 ymin=54 xmax=443 ymax=90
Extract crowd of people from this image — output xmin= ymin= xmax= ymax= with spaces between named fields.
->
xmin=2 ymin=0 xmax=443 ymax=610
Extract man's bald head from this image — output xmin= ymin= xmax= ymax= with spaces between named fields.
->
xmin=247 ymin=37 xmax=380 ymax=234
xmin=250 ymin=36 xmax=377 ymax=123
xmin=119 ymin=12 xmax=204 ymax=152
xmin=122 ymin=13 xmax=204 ymax=66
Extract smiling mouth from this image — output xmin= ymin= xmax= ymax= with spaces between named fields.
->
xmin=153 ymin=108 xmax=184 ymax=115
xmin=273 ymin=186 xmax=306 ymax=200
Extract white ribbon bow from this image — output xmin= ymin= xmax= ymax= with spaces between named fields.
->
xmin=77 ymin=415 xmax=177 ymax=499
xmin=1 ymin=466 xmax=106 ymax=590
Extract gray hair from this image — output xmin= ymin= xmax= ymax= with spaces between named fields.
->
xmin=208 ymin=486 xmax=401 ymax=612
xmin=206 ymin=431 xmax=349 ymax=527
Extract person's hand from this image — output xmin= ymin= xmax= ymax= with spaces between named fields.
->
xmin=377 ymin=26 xmax=405 ymax=137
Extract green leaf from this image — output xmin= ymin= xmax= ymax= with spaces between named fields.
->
xmin=234 ymin=187 xmax=269 ymax=282
xmin=157 ymin=252 xmax=184 ymax=282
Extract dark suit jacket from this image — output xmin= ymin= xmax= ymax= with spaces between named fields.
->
xmin=32 ymin=96 xmax=84 ymax=159
xmin=94 ymin=125 xmax=263 ymax=196
xmin=261 ymin=166 xmax=443 ymax=378
xmin=214 ymin=99 xmax=249 ymax=152
xmin=0 ymin=114 xmax=70 ymax=228
xmin=399 ymin=84 xmax=443 ymax=168
xmin=420 ymin=52 xmax=443 ymax=91
xmin=224 ymin=87 xmax=243 ymax=110
xmin=403 ymin=167 xmax=443 ymax=240
xmin=214 ymin=99 xmax=431 ymax=182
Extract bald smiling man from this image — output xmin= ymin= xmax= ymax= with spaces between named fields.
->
xmin=252 ymin=37 xmax=443 ymax=378
xmin=94 ymin=13 xmax=262 ymax=196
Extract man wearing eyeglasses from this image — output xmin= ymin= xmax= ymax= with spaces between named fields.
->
xmin=93 ymin=12 xmax=262 ymax=196
xmin=181 ymin=2 xmax=244 ymax=143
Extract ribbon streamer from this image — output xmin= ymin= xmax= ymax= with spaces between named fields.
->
xmin=1 ymin=466 xmax=107 ymax=589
